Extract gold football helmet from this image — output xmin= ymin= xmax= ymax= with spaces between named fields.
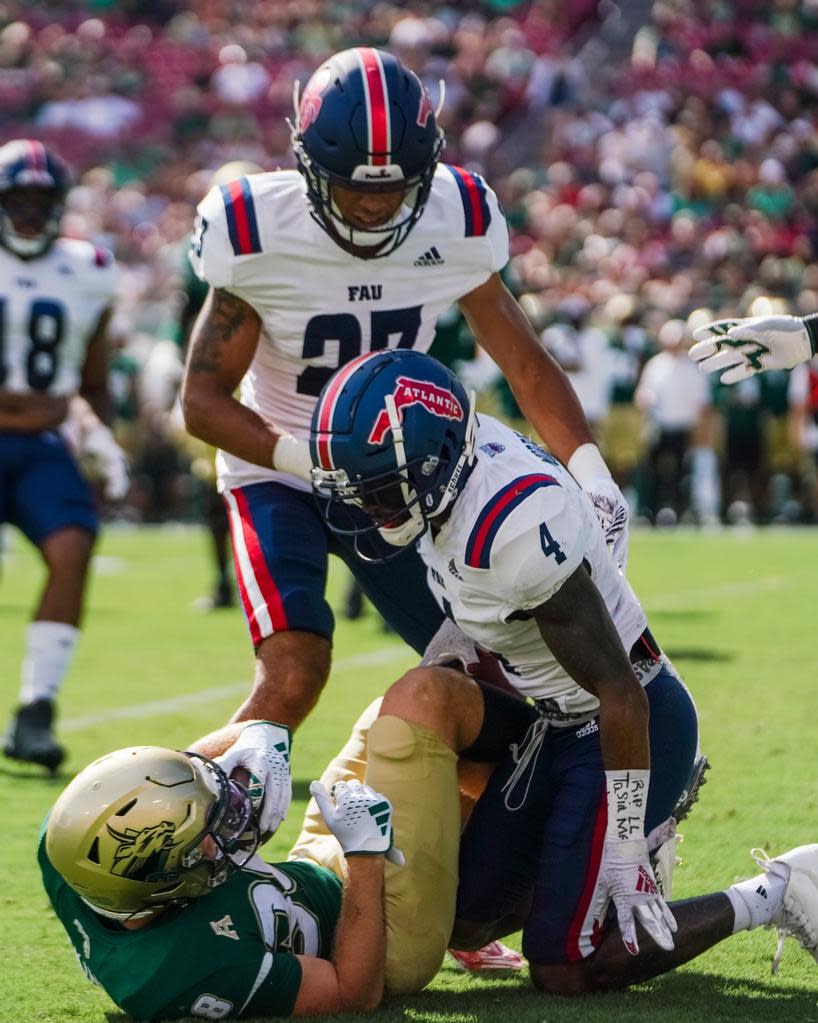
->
xmin=46 ymin=746 xmax=257 ymax=919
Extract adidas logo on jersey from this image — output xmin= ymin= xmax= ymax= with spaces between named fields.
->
xmin=413 ymin=246 xmax=445 ymax=266
xmin=448 ymin=558 xmax=462 ymax=580
xmin=575 ymin=719 xmax=599 ymax=739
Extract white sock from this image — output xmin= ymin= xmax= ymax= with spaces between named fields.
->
xmin=19 ymin=621 xmax=80 ymax=704
xmin=725 ymin=867 xmax=787 ymax=933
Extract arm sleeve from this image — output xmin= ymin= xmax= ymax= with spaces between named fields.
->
xmin=483 ymin=180 xmax=509 ymax=273
xmin=188 ymin=185 xmax=235 ymax=289
xmin=89 ymin=249 xmax=118 ymax=306
xmin=492 ymin=485 xmax=591 ymax=612
xmin=788 ymin=363 xmax=808 ymax=404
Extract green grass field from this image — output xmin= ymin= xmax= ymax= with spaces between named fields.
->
xmin=3 ymin=525 xmax=818 ymax=1023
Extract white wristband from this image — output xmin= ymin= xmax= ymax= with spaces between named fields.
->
xmin=567 ymin=443 xmax=611 ymax=488
xmin=272 ymin=434 xmax=313 ymax=481
xmin=605 ymin=768 xmax=650 ymax=841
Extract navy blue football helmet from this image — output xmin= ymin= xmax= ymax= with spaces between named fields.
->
xmin=291 ymin=47 xmax=444 ymax=259
xmin=310 ymin=350 xmax=476 ymax=559
xmin=0 ymin=139 xmax=70 ymax=259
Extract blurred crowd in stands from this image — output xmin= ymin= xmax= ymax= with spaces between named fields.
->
xmin=4 ymin=0 xmax=818 ymax=528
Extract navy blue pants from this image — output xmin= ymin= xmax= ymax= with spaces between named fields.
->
xmin=456 ymin=665 xmax=698 ymax=964
xmin=223 ymin=480 xmax=443 ymax=651
xmin=0 ymin=431 xmax=98 ymax=544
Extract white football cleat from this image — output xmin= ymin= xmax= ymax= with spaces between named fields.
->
xmin=753 ymin=844 xmax=818 ymax=973
xmin=448 ymin=940 xmax=526 ymax=973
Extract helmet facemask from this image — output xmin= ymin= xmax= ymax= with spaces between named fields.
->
xmin=292 ymin=128 xmax=442 ymax=259
xmin=0 ymin=186 xmax=65 ymax=259
xmin=289 ymin=56 xmax=445 ymax=259
xmin=313 ymin=390 xmax=477 ymax=562
xmin=175 ymin=753 xmax=260 ymax=886
xmin=47 ymin=748 xmax=260 ymax=922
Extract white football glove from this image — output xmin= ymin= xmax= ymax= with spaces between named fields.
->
xmin=216 ymin=722 xmax=292 ymax=838
xmin=309 ymin=779 xmax=405 ymax=865
xmin=600 ymin=836 xmax=677 ymax=955
xmin=690 ymin=315 xmax=817 ymax=384
xmin=78 ymin=422 xmax=130 ymax=501
xmin=567 ymin=444 xmax=629 ymax=571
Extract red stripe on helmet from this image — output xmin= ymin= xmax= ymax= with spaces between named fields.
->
xmin=314 ymin=351 xmax=384 ymax=470
xmin=28 ymin=140 xmax=46 ymax=171
xmin=357 ymin=48 xmax=390 ymax=166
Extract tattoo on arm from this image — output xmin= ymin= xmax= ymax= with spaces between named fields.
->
xmin=188 ymin=289 xmax=254 ymax=373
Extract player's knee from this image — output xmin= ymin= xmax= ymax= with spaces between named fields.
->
xmin=385 ymin=943 xmax=446 ymax=995
xmin=382 ymin=665 xmax=474 ymax=742
xmin=40 ymin=527 xmax=95 ymax=575
xmin=529 ymin=961 xmax=596 ymax=996
xmin=382 ymin=665 xmax=448 ymax=718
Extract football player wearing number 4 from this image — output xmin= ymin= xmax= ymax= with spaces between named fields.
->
xmin=181 ymin=45 xmax=629 ymax=739
xmin=311 ymin=348 xmax=696 ymax=979
xmin=0 ymin=139 xmax=125 ymax=773
xmin=308 ymin=348 xmax=818 ymax=992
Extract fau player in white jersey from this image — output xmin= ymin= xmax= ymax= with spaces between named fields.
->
xmin=416 ymin=418 xmax=652 ymax=719
xmin=181 ymin=47 xmax=629 ymax=760
xmin=190 ymin=161 xmax=507 ymax=495
xmin=0 ymin=139 xmax=121 ymax=772
xmin=311 ymin=349 xmax=703 ymax=985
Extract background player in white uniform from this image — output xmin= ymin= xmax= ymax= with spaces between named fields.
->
xmin=181 ymin=46 xmax=629 ymax=739
xmin=0 ymin=139 xmax=124 ymax=771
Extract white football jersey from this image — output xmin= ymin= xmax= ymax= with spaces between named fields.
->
xmin=418 ymin=416 xmax=649 ymax=721
xmin=189 ymin=165 xmax=508 ymax=492
xmin=0 ymin=239 xmax=116 ymax=396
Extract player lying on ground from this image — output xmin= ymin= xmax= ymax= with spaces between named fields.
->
xmin=42 ymin=667 xmax=818 ymax=1020
xmin=690 ymin=312 xmax=818 ymax=382
xmin=309 ymin=676 xmax=818 ymax=996
xmin=41 ymin=664 xmax=530 ymax=1020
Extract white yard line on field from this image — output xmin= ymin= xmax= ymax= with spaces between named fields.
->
xmin=61 ymin=573 xmax=793 ymax=734
xmin=61 ymin=645 xmax=413 ymax=733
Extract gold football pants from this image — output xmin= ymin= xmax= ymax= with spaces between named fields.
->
xmin=288 ymin=697 xmax=460 ymax=993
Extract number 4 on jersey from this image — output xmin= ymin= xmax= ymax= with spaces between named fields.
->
xmin=539 ymin=521 xmax=566 ymax=564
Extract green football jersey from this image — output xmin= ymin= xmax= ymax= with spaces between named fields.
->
xmin=39 ymin=834 xmax=342 ymax=1020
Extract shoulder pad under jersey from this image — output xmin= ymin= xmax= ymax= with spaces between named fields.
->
xmin=466 ymin=473 xmax=588 ymax=605
xmin=53 ymin=238 xmax=118 ymax=303
xmin=434 ymin=164 xmax=509 ymax=271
